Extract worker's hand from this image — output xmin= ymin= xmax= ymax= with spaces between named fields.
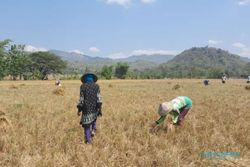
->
xmin=77 ymin=103 xmax=82 ymax=112
xmin=150 ymin=122 xmax=158 ymax=133
xmin=168 ymin=123 xmax=175 ymax=132
xmin=98 ymin=111 xmax=102 ymax=117
xmin=77 ymin=111 xmax=81 ymax=116
xmin=97 ymin=107 xmax=102 ymax=117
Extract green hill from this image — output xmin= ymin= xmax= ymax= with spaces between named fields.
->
xmin=157 ymin=47 xmax=249 ymax=78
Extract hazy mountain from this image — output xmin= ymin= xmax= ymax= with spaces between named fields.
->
xmin=49 ymin=50 xmax=112 ymax=62
xmin=240 ymin=56 xmax=250 ymax=62
xmin=118 ymin=54 xmax=174 ymax=64
xmin=49 ymin=47 xmax=249 ymax=76
xmin=49 ymin=50 xmax=174 ymax=71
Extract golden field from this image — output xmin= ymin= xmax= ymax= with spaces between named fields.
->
xmin=0 ymin=79 xmax=250 ymax=167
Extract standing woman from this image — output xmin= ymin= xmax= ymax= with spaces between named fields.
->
xmin=77 ymin=73 xmax=102 ymax=144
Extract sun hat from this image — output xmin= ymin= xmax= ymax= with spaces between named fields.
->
xmin=81 ymin=73 xmax=98 ymax=83
xmin=158 ymin=102 xmax=172 ymax=116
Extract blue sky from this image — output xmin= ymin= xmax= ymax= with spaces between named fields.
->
xmin=1 ymin=0 xmax=250 ymax=58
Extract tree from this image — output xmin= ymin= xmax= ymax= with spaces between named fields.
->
xmin=101 ymin=65 xmax=113 ymax=79
xmin=7 ymin=44 xmax=30 ymax=80
xmin=29 ymin=52 xmax=67 ymax=80
xmin=115 ymin=62 xmax=129 ymax=79
xmin=0 ymin=39 xmax=11 ymax=79
xmin=245 ymin=62 xmax=250 ymax=73
xmin=207 ymin=67 xmax=223 ymax=78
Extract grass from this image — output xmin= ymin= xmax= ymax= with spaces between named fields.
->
xmin=0 ymin=79 xmax=249 ymax=167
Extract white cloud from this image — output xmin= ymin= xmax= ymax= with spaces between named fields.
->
xmin=131 ymin=49 xmax=178 ymax=56
xmin=104 ymin=0 xmax=156 ymax=7
xmin=208 ymin=40 xmax=222 ymax=46
xmin=233 ymin=42 xmax=250 ymax=57
xmin=89 ymin=47 xmax=100 ymax=53
xmin=233 ymin=42 xmax=246 ymax=48
xmin=237 ymin=0 xmax=250 ymax=6
xmin=105 ymin=0 xmax=131 ymax=7
xmin=108 ymin=52 xmax=127 ymax=59
xmin=24 ymin=45 xmax=47 ymax=52
xmin=141 ymin=0 xmax=156 ymax=4
xmin=70 ymin=49 xmax=84 ymax=55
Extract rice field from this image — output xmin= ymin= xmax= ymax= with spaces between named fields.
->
xmin=0 ymin=79 xmax=250 ymax=167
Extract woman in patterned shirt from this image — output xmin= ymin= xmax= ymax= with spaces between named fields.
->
xmin=77 ymin=73 xmax=102 ymax=144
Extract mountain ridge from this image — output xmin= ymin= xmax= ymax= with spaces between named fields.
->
xmin=49 ymin=50 xmax=174 ymax=71
xmin=157 ymin=47 xmax=249 ymax=78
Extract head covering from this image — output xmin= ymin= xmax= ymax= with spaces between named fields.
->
xmin=81 ymin=73 xmax=98 ymax=83
xmin=85 ymin=74 xmax=94 ymax=83
xmin=158 ymin=102 xmax=172 ymax=116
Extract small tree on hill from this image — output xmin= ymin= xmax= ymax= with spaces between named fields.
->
xmin=115 ymin=62 xmax=129 ymax=79
xmin=101 ymin=65 xmax=113 ymax=79
xmin=0 ymin=39 xmax=11 ymax=79
xmin=7 ymin=44 xmax=30 ymax=80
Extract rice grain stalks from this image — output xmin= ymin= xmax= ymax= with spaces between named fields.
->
xmin=53 ymin=87 xmax=65 ymax=96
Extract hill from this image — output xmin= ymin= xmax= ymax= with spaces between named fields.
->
xmin=157 ymin=47 xmax=249 ymax=78
xmin=49 ymin=50 xmax=174 ymax=72
xmin=117 ymin=54 xmax=174 ymax=64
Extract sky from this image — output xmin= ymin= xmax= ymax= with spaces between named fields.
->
xmin=0 ymin=0 xmax=250 ymax=58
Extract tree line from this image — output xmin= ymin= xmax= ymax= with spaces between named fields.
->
xmin=0 ymin=39 xmax=67 ymax=80
xmin=1 ymin=39 xmax=249 ymax=80
xmin=0 ymin=39 xmax=131 ymax=80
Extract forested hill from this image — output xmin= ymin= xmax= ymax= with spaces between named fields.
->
xmin=157 ymin=47 xmax=249 ymax=78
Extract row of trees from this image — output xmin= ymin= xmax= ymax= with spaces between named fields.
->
xmin=100 ymin=63 xmax=129 ymax=79
xmin=2 ymin=39 xmax=249 ymax=80
xmin=0 ymin=40 xmax=66 ymax=80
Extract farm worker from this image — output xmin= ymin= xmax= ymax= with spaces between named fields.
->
xmin=151 ymin=96 xmax=192 ymax=131
xmin=203 ymin=80 xmax=209 ymax=86
xmin=221 ymin=74 xmax=227 ymax=84
xmin=77 ymin=73 xmax=102 ymax=144
xmin=55 ymin=80 xmax=62 ymax=86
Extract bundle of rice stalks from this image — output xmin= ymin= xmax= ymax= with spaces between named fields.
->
xmin=0 ymin=110 xmax=5 ymax=116
xmin=53 ymin=87 xmax=65 ymax=96
xmin=172 ymin=84 xmax=181 ymax=90
xmin=0 ymin=110 xmax=11 ymax=129
xmin=9 ymin=85 xmax=18 ymax=89
xmin=108 ymin=84 xmax=114 ymax=88
xmin=245 ymin=85 xmax=250 ymax=90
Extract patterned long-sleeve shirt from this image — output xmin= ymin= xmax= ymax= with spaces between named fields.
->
xmin=79 ymin=83 xmax=101 ymax=125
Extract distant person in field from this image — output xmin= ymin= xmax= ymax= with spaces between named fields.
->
xmin=77 ymin=73 xmax=102 ymax=144
xmin=247 ymin=76 xmax=250 ymax=83
xmin=203 ymin=80 xmax=209 ymax=86
xmin=221 ymin=74 xmax=227 ymax=84
xmin=151 ymin=96 xmax=192 ymax=132
xmin=55 ymin=80 xmax=62 ymax=86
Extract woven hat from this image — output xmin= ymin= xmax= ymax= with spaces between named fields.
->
xmin=158 ymin=102 xmax=172 ymax=116
xmin=81 ymin=73 xmax=98 ymax=83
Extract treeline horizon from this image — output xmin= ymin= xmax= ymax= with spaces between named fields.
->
xmin=1 ymin=39 xmax=250 ymax=81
